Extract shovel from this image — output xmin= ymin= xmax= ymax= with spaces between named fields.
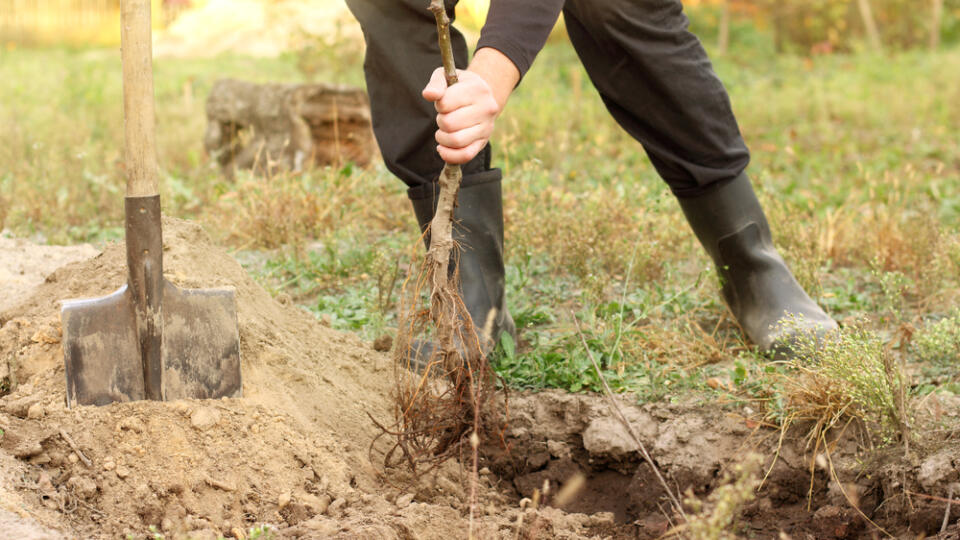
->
xmin=61 ymin=0 xmax=241 ymax=408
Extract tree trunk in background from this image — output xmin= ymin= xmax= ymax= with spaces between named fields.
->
xmin=718 ymin=0 xmax=730 ymax=55
xmin=931 ymin=0 xmax=944 ymax=50
xmin=204 ymin=79 xmax=376 ymax=178
xmin=857 ymin=0 xmax=883 ymax=52
xmin=771 ymin=0 xmax=784 ymax=54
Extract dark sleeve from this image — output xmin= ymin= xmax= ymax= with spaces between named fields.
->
xmin=475 ymin=0 xmax=565 ymax=80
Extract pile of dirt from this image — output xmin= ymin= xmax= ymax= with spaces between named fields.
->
xmin=0 ymin=236 xmax=98 ymax=313
xmin=1 ymin=218 xmax=959 ymax=539
xmin=0 ymin=219 xmax=548 ymax=539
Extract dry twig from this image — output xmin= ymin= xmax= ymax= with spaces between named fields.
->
xmin=59 ymin=429 xmax=92 ymax=468
xmin=942 ymin=485 xmax=955 ymax=533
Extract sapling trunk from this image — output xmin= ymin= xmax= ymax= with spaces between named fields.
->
xmin=425 ymin=4 xmax=487 ymax=531
xmin=426 ymin=0 xmax=465 ymax=365
xmin=372 ymin=0 xmax=501 ymax=478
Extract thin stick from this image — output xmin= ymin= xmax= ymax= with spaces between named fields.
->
xmin=429 ymin=1 xmax=459 ymax=86
xmin=941 ymin=485 xmax=954 ymax=533
xmin=905 ymin=489 xmax=960 ymax=506
xmin=572 ymin=313 xmax=687 ymax=521
xmin=59 ymin=429 xmax=92 ymax=468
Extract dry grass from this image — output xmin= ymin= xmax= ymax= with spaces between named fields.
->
xmin=206 ymin=169 xmax=369 ymax=249
xmin=775 ymin=319 xmax=909 ymax=451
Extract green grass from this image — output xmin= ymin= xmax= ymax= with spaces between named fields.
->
xmin=2 ymin=38 xmax=959 ymax=443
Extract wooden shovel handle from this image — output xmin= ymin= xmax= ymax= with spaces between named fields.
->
xmin=120 ymin=0 xmax=158 ymax=198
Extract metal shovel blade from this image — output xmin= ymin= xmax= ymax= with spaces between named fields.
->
xmin=62 ymin=279 xmax=241 ymax=408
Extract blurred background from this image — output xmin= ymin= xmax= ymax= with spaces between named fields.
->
xmin=2 ymin=0 xmax=959 ymax=54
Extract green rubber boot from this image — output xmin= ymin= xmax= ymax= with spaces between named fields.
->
xmin=678 ymin=173 xmax=839 ymax=356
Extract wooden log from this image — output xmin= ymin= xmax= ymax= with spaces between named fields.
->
xmin=203 ymin=79 xmax=376 ymax=177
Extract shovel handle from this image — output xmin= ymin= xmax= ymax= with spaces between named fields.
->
xmin=120 ymin=0 xmax=158 ymax=198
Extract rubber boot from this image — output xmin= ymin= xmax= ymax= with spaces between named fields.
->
xmin=678 ymin=173 xmax=839 ymax=356
xmin=407 ymin=170 xmax=516 ymax=367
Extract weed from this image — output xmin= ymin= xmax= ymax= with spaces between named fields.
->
xmin=208 ymin=167 xmax=366 ymax=250
xmin=245 ymin=524 xmax=274 ymax=540
xmin=913 ymin=310 xmax=960 ymax=365
xmin=678 ymin=453 xmax=762 ymax=540
xmin=869 ymin=260 xmax=913 ymax=323
xmin=778 ymin=317 xmax=909 ymax=446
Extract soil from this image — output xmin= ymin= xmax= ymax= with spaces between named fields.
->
xmin=0 ymin=236 xmax=98 ymax=313
xmin=1 ymin=219 xmax=959 ymax=539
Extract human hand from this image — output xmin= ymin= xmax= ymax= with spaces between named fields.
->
xmin=421 ymin=67 xmax=501 ymax=165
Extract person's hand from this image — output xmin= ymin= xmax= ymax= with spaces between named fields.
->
xmin=422 ymin=67 xmax=500 ymax=165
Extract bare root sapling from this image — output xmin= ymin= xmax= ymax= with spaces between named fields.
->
xmin=371 ymin=2 xmax=504 ymax=501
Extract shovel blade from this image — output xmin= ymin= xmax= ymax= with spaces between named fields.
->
xmin=159 ymin=280 xmax=241 ymax=401
xmin=63 ymin=286 xmax=144 ymax=407
xmin=62 ymin=280 xmax=241 ymax=407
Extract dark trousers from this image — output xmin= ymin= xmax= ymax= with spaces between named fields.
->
xmin=345 ymin=0 xmax=751 ymax=199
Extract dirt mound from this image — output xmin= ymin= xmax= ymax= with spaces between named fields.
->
xmin=491 ymin=391 xmax=960 ymax=539
xmin=0 ymin=236 xmax=98 ymax=313
xmin=0 ymin=219 xmax=546 ymax=539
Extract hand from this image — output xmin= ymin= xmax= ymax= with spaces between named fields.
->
xmin=422 ymin=67 xmax=501 ymax=165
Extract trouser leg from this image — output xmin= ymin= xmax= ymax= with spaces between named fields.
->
xmin=345 ymin=0 xmax=492 ymax=192
xmin=562 ymin=0 xmax=750 ymax=197
xmin=561 ymin=0 xmax=837 ymax=355
xmin=347 ymin=0 xmax=513 ymax=367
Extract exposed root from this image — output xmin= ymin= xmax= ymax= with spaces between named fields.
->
xmin=371 ymin=0 xmax=504 ymax=500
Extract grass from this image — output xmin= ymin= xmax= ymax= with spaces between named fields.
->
xmin=2 ymin=34 xmax=959 ymax=447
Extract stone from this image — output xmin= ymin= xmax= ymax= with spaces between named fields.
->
xmin=12 ymin=439 xmax=44 ymax=459
xmin=26 ymin=402 xmax=44 ymax=419
xmin=190 ymin=407 xmax=221 ymax=431
xmin=313 ymin=494 xmax=332 ymax=515
xmin=1 ymin=395 xmax=41 ymax=418
xmin=118 ymin=417 xmax=145 ymax=433
xmin=66 ymin=476 xmax=99 ymax=501
xmin=582 ymin=417 xmax=635 ymax=459
xmin=918 ymin=449 xmax=957 ymax=490
xmin=326 ymin=498 xmax=346 ymax=517
xmin=395 ymin=493 xmax=414 ymax=509
xmin=372 ymin=335 xmax=393 ymax=352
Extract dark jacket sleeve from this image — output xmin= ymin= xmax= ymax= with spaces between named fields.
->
xmin=475 ymin=0 xmax=565 ymax=80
